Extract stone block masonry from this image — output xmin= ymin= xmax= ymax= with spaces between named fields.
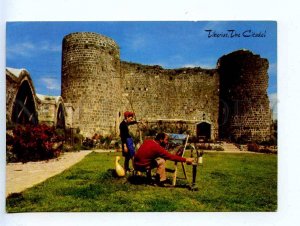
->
xmin=218 ymin=50 xmax=272 ymax=142
xmin=120 ymin=62 xmax=220 ymax=140
xmin=61 ymin=32 xmax=121 ymax=137
xmin=60 ymin=32 xmax=272 ymax=142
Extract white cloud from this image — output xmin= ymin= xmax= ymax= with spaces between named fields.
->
xmin=40 ymin=41 xmax=61 ymax=52
xmin=7 ymin=41 xmax=60 ymax=58
xmin=39 ymin=77 xmax=61 ymax=91
xmin=7 ymin=42 xmax=35 ymax=57
xmin=269 ymin=92 xmax=277 ymax=120
xmin=182 ymin=64 xmax=199 ymax=68
xmin=182 ymin=63 xmax=216 ymax=69
xmin=182 ymin=57 xmax=217 ymax=69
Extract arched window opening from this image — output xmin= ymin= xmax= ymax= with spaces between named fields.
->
xmin=12 ymin=81 xmax=38 ymax=125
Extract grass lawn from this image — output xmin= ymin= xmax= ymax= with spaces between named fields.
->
xmin=6 ymin=151 xmax=277 ymax=212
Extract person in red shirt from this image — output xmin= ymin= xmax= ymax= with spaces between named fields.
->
xmin=133 ymin=133 xmax=194 ymax=186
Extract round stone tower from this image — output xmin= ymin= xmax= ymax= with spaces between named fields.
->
xmin=61 ymin=32 xmax=121 ymax=137
xmin=217 ymin=50 xmax=272 ymax=142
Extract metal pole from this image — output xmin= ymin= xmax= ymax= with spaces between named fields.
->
xmin=190 ymin=162 xmax=199 ymax=191
xmin=190 ymin=148 xmax=200 ymax=191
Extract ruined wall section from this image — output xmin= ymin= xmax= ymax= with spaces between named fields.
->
xmin=6 ymin=68 xmax=39 ymax=125
xmin=36 ymin=95 xmax=66 ymax=128
xmin=218 ymin=50 xmax=272 ymax=142
xmin=6 ymin=75 xmax=19 ymax=123
xmin=36 ymin=95 xmax=58 ymax=126
xmin=61 ymin=32 xmax=121 ymax=137
xmin=121 ymin=62 xmax=220 ymax=139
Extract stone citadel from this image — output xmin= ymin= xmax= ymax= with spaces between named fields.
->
xmin=6 ymin=32 xmax=272 ymax=142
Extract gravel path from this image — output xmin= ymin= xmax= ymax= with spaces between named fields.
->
xmin=6 ymin=151 xmax=93 ymax=197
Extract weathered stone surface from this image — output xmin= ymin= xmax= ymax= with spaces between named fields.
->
xmin=120 ymin=62 xmax=219 ymax=140
xmin=6 ymin=68 xmax=39 ymax=125
xmin=6 ymin=68 xmax=67 ymax=128
xmin=218 ymin=50 xmax=272 ymax=142
xmin=61 ymin=33 xmax=272 ymax=141
xmin=61 ymin=32 xmax=121 ymax=137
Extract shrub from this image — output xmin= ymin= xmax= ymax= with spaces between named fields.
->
xmin=236 ymin=135 xmax=250 ymax=144
xmin=82 ymin=137 xmax=94 ymax=149
xmin=196 ymin=143 xmax=213 ymax=150
xmin=247 ymin=143 xmax=277 ymax=154
xmin=73 ymin=133 xmax=83 ymax=144
xmin=189 ymin=136 xmax=199 ymax=143
xmin=259 ymin=137 xmax=277 ymax=146
xmin=61 ymin=143 xmax=74 ymax=152
xmin=55 ymin=128 xmax=66 ymax=138
xmin=6 ymin=132 xmax=17 ymax=162
xmin=81 ymin=134 xmax=121 ymax=150
xmin=113 ymin=138 xmax=121 ymax=148
xmin=214 ymin=146 xmax=224 ymax=151
xmin=259 ymin=148 xmax=272 ymax=154
xmin=9 ymin=124 xmax=64 ymax=162
xmin=247 ymin=143 xmax=260 ymax=152
xmin=142 ymin=121 xmax=190 ymax=137
xmin=130 ymin=132 xmax=141 ymax=146
xmin=103 ymin=135 xmax=113 ymax=148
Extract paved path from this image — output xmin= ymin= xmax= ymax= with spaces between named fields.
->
xmin=6 ymin=151 xmax=94 ymax=197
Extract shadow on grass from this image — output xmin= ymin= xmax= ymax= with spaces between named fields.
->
xmin=126 ymin=174 xmax=191 ymax=190
xmin=6 ymin=193 xmax=25 ymax=207
xmin=127 ymin=174 xmax=153 ymax=185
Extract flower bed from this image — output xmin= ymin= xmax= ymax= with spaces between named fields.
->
xmin=7 ymin=124 xmax=64 ymax=163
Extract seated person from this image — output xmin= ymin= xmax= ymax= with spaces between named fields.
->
xmin=133 ymin=133 xmax=194 ymax=186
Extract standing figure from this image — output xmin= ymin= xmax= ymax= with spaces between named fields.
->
xmin=119 ymin=111 xmax=137 ymax=172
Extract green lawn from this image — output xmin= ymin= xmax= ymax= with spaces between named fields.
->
xmin=6 ymin=151 xmax=277 ymax=212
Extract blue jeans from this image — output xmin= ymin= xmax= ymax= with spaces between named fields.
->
xmin=126 ymin=137 xmax=135 ymax=158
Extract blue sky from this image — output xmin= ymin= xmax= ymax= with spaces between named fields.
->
xmin=6 ymin=21 xmax=277 ymax=117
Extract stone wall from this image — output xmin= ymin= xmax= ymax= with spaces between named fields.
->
xmin=61 ymin=32 xmax=122 ymax=137
xmin=36 ymin=95 xmax=66 ymax=128
xmin=218 ymin=50 xmax=272 ymax=142
xmin=120 ymin=62 xmax=220 ymax=139
xmin=37 ymin=96 xmax=57 ymax=126
xmin=6 ymin=73 xmax=19 ymax=122
xmin=64 ymin=103 xmax=74 ymax=128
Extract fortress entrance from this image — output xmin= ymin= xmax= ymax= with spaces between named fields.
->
xmin=197 ymin=122 xmax=211 ymax=140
